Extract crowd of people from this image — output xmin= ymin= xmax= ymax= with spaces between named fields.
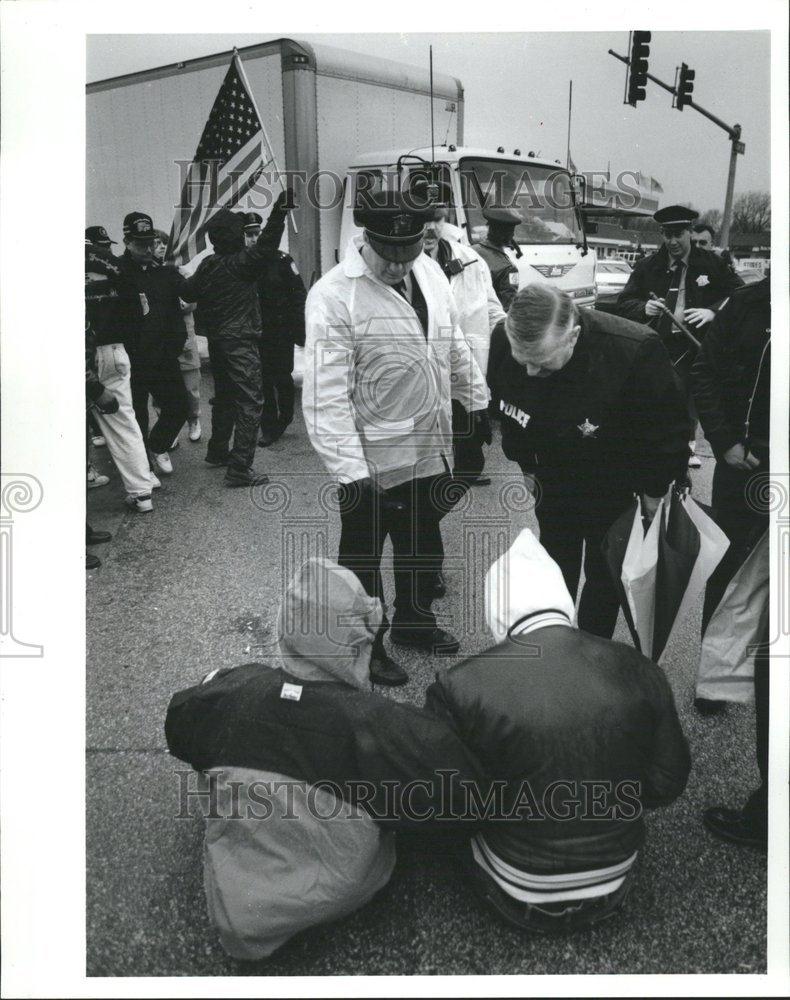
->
xmin=87 ymin=188 xmax=771 ymax=957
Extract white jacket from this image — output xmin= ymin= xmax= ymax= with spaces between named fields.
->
xmin=303 ymin=237 xmax=489 ymax=486
xmin=435 ymin=236 xmax=506 ymax=376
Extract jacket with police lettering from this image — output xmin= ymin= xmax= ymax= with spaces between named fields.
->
xmin=487 ymin=308 xmax=691 ymax=499
xmin=426 ymin=625 xmax=690 ymax=874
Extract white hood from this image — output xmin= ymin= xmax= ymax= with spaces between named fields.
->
xmin=278 ymin=557 xmax=383 ymax=689
xmin=485 ymin=529 xmax=576 ymax=641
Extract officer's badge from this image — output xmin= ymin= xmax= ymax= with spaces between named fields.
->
xmin=577 ymin=418 xmax=599 ymax=438
xmin=391 ymin=214 xmax=414 ymax=236
xmin=696 ymin=274 xmax=710 ymax=287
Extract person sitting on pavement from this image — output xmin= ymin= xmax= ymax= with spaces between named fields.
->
xmin=179 ymin=191 xmax=291 ymax=487
xmin=426 ymin=528 xmax=691 ymax=935
xmin=165 ymin=556 xmax=486 ymax=960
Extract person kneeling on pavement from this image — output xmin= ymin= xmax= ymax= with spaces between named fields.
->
xmin=426 ymin=529 xmax=691 ymax=934
xmin=165 ymin=557 xmax=486 ymax=960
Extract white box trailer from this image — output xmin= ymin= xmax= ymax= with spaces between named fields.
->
xmin=86 ymin=37 xmax=464 ymax=285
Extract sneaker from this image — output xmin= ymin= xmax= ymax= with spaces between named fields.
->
xmin=224 ymin=467 xmax=270 ymax=488
xmin=152 ymin=452 xmax=173 ymax=475
xmin=188 ymin=419 xmax=202 ymax=442
xmin=124 ymin=493 xmax=154 ymax=513
xmin=688 ymin=454 xmax=702 ymax=468
xmin=149 ymin=474 xmax=162 ymax=491
xmin=390 ymin=626 xmax=460 ymax=655
xmin=91 ymin=435 xmax=106 ymax=448
xmin=87 ymin=465 xmax=109 ymax=489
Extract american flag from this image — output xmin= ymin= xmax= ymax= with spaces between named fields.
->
xmin=168 ymin=53 xmax=274 ymax=264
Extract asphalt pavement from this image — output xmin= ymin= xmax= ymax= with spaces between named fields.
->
xmin=86 ymin=377 xmax=766 ymax=976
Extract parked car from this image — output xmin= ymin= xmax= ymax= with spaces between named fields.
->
xmin=595 ymin=258 xmax=633 ymax=302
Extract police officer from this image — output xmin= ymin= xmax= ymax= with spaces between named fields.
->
xmin=179 ymin=192 xmax=290 ymax=487
xmin=487 ymin=282 xmax=690 ymax=639
xmin=303 ymin=188 xmax=490 ymax=685
xmin=472 ymin=206 xmax=522 ymax=310
xmin=617 ymin=205 xmax=743 ymax=466
xmin=241 ymin=212 xmax=307 ymax=447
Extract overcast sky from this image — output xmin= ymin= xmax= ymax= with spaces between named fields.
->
xmin=87 ymin=31 xmax=770 ymax=213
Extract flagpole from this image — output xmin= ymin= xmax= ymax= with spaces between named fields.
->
xmin=233 ymin=48 xmax=298 ymax=235
xmin=566 ymin=80 xmax=572 ymax=171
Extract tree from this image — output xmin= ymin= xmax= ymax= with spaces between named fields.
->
xmin=731 ymin=191 xmax=771 ymax=234
xmin=699 ymin=208 xmax=722 ymax=233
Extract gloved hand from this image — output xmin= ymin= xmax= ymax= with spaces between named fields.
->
xmin=472 ymin=409 xmax=492 ymax=446
xmin=274 ymin=188 xmax=296 ymax=212
xmin=95 ymin=390 xmax=119 ymax=414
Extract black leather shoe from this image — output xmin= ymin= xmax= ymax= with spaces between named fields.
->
xmin=86 ymin=528 xmax=112 ymax=545
xmin=431 ymin=572 xmax=447 ymax=599
xmin=703 ymin=806 xmax=767 ymax=850
xmin=224 ymin=467 xmax=270 ymax=488
xmin=205 ymin=451 xmax=230 ymax=467
xmin=390 ymin=627 xmax=460 ymax=655
xmin=86 ymin=552 xmax=101 ymax=570
xmin=369 ymin=648 xmax=408 ymax=687
xmin=694 ymin=697 xmax=728 ymax=717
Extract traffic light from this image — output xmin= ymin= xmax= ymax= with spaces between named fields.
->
xmin=627 ymin=31 xmax=651 ymax=106
xmin=676 ymin=62 xmax=695 ymax=110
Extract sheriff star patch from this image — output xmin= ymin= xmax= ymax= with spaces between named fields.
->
xmin=577 ymin=418 xmax=599 ymax=438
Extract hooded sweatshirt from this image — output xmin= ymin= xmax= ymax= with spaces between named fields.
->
xmin=426 ymin=529 xmax=690 ymax=897
xmin=165 ymin=558 xmax=485 ymax=958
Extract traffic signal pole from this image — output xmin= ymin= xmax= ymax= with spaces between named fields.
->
xmin=609 ymin=47 xmax=744 ymax=245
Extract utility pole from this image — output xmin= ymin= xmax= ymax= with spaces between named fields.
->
xmin=609 ymin=44 xmax=745 ymax=246
xmin=566 ymin=80 xmax=573 ymax=170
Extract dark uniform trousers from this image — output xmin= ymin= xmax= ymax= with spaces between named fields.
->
xmin=130 ymin=350 xmax=190 ymax=456
xmin=701 ymin=457 xmax=769 ymax=831
xmin=207 ymin=336 xmax=265 ymax=471
xmin=259 ymin=335 xmax=295 ymax=434
xmin=451 ymin=400 xmax=486 ymax=484
xmin=337 ymin=476 xmax=446 ymax=636
xmin=534 ymin=483 xmax=629 ymax=640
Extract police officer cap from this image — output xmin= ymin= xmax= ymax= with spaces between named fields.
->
xmin=85 ymin=225 xmax=116 ymax=246
xmin=653 ymin=204 xmax=699 ymax=227
xmin=123 ymin=212 xmax=157 ymax=241
xmin=354 ymin=189 xmax=434 ymax=263
xmin=483 ymin=206 xmax=522 ymax=227
xmin=242 ymin=212 xmax=263 ymax=231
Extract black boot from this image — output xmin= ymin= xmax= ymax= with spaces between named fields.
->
xmin=224 ymin=466 xmax=270 ymax=488
xmin=703 ymin=806 xmax=767 ymax=850
xmin=694 ymin=697 xmax=728 ymax=717
xmin=86 ymin=526 xmax=112 ymax=546
xmin=369 ymin=646 xmax=408 ymax=687
xmin=86 ymin=552 xmax=101 ymax=570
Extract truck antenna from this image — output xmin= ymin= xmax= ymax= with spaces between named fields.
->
xmin=429 ymin=45 xmax=436 ymax=166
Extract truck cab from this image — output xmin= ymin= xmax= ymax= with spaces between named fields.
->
xmin=338 ymin=145 xmax=596 ymax=307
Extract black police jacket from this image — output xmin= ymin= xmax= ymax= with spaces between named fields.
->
xmin=165 ymin=662 xmax=486 ymax=829
xmin=180 ymin=207 xmax=286 ymax=342
xmin=691 ymin=277 xmax=771 ymax=462
xmin=426 ymin=625 xmax=690 ymax=875
xmin=256 ymin=250 xmax=307 ymax=347
xmin=136 ymin=260 xmax=189 ymax=361
xmin=616 ymin=245 xmax=743 ymax=351
xmin=487 ymin=308 xmax=691 ymax=501
xmin=472 ymin=239 xmax=519 ymax=310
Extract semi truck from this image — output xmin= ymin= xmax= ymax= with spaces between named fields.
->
xmin=87 ymin=37 xmax=595 ymax=302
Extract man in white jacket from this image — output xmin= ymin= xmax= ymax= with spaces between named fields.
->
xmin=302 ymin=190 xmax=490 ymax=685
xmin=424 ymin=208 xmax=505 ymax=490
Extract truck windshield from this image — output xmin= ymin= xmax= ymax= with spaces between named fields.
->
xmin=460 ymin=158 xmax=583 ymax=246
